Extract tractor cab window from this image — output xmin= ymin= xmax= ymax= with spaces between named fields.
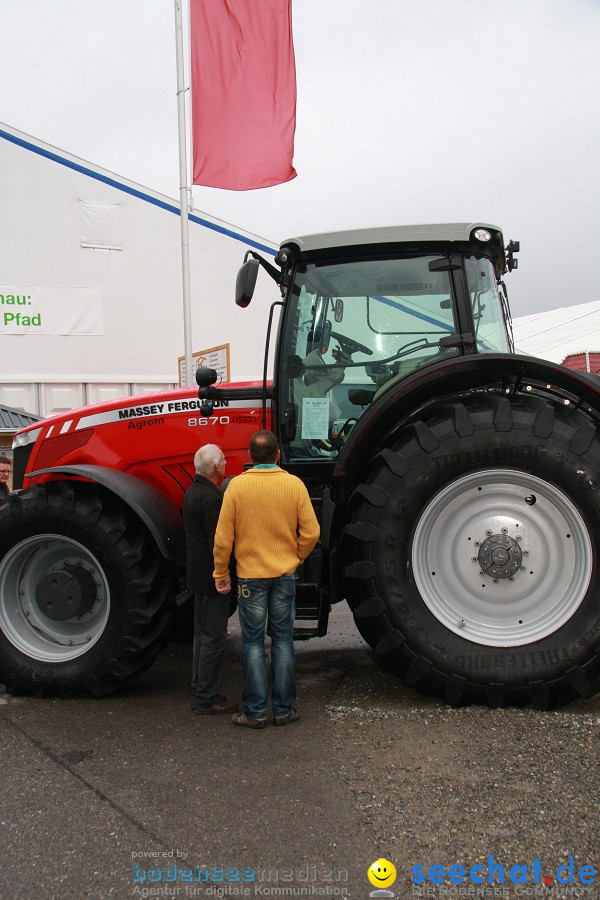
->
xmin=279 ymin=255 xmax=458 ymax=460
xmin=465 ymin=256 xmax=512 ymax=354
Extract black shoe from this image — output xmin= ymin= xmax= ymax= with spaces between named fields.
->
xmin=194 ymin=695 xmax=239 ymax=715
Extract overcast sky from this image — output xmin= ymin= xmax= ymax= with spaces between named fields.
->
xmin=1 ymin=0 xmax=599 ymax=317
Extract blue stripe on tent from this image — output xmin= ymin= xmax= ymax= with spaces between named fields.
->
xmin=374 ymin=295 xmax=494 ymax=349
xmin=0 ymin=127 xmax=276 ymax=256
xmin=372 ymin=295 xmax=455 ymax=332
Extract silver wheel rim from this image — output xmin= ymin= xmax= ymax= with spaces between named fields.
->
xmin=0 ymin=534 xmax=110 ymax=662
xmin=411 ymin=469 xmax=592 ymax=647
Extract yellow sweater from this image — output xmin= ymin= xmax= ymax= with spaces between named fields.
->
xmin=213 ymin=467 xmax=320 ymax=580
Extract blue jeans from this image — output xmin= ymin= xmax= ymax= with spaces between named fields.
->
xmin=236 ymin=575 xmax=296 ymax=720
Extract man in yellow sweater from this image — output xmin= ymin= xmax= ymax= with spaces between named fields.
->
xmin=213 ymin=430 xmax=320 ymax=729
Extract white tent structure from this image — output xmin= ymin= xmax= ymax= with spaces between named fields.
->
xmin=512 ymin=300 xmax=600 ymax=370
xmin=0 ymin=123 xmax=277 ymax=419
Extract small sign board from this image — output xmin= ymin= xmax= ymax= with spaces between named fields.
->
xmin=178 ymin=343 xmax=230 ymax=387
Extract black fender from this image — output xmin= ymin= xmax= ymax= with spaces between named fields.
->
xmin=334 ymin=353 xmax=600 ymax=482
xmin=26 ymin=465 xmax=185 ymax=561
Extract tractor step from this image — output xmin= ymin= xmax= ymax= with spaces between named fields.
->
xmin=293 ymin=626 xmax=320 ymax=641
xmin=295 ymin=581 xmax=320 ymax=620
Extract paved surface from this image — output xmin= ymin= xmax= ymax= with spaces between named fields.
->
xmin=0 ymin=603 xmax=598 ymax=900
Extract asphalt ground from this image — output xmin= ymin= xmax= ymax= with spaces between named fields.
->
xmin=0 ymin=603 xmax=598 ymax=900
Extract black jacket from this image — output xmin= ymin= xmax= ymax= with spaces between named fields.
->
xmin=183 ymin=475 xmax=223 ymax=593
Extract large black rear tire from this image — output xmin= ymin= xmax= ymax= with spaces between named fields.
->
xmin=342 ymin=394 xmax=600 ymax=709
xmin=0 ymin=482 xmax=176 ymax=696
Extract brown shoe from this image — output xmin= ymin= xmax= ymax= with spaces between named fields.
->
xmin=194 ymin=695 xmax=239 ymax=715
xmin=231 ymin=711 xmax=267 ymax=729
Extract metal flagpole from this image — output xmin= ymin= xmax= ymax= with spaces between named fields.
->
xmin=174 ymin=0 xmax=194 ymax=387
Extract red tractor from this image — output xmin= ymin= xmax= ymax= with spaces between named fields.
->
xmin=2 ymin=223 xmax=600 ymax=709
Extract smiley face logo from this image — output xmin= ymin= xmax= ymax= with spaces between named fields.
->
xmin=367 ymin=859 xmax=396 ymax=888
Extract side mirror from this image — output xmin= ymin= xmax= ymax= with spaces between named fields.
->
xmin=307 ymin=319 xmax=332 ymax=354
xmin=235 ymin=259 xmax=259 ymax=308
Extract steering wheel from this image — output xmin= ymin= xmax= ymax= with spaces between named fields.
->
xmin=330 ymin=331 xmax=373 ymax=358
xmin=328 ymin=417 xmax=357 ymax=451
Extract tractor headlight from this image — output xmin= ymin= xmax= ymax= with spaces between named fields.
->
xmin=13 ymin=427 xmax=42 ymax=449
xmin=473 ymin=228 xmax=492 ymax=242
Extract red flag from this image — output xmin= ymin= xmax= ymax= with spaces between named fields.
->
xmin=190 ymin=0 xmax=297 ymax=191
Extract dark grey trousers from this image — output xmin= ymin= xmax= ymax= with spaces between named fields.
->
xmin=191 ymin=591 xmax=230 ymax=708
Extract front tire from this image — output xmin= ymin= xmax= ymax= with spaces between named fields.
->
xmin=343 ymin=394 xmax=600 ymax=709
xmin=0 ymin=482 xmax=176 ymax=696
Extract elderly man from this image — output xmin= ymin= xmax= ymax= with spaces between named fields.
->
xmin=183 ymin=444 xmax=238 ymax=715
xmin=213 ymin=430 xmax=320 ymax=729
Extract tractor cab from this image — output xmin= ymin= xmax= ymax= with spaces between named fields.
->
xmin=235 ymin=223 xmax=517 ymax=463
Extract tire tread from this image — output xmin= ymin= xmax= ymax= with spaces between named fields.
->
xmin=342 ymin=393 xmax=600 ymax=709
xmin=0 ymin=482 xmax=175 ymax=697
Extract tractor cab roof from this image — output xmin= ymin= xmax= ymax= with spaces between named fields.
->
xmin=280 ymin=222 xmax=503 ymax=255
xmin=279 ymin=223 xmax=509 ymax=276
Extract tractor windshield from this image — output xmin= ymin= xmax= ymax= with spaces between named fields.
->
xmin=279 ymin=255 xmax=460 ymax=460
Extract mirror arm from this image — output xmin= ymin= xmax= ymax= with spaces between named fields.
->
xmin=244 ymin=250 xmax=288 ymax=287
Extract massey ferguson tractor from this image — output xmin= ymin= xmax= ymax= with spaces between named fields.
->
xmin=2 ymin=223 xmax=600 ymax=710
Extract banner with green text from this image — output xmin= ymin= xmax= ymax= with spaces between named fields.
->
xmin=0 ymin=285 xmax=103 ymax=335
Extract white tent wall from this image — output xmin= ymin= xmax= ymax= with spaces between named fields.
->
xmin=0 ymin=124 xmax=277 ymax=418
xmin=512 ymin=300 xmax=600 ymax=365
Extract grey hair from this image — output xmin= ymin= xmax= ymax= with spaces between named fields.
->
xmin=194 ymin=444 xmax=223 ymax=476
